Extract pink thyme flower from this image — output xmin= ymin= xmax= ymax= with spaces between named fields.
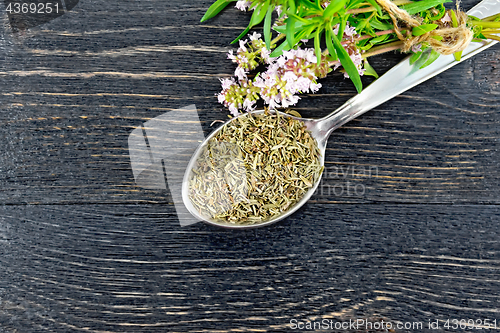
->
xmin=235 ymin=0 xmax=251 ymax=11
xmin=344 ymin=25 xmax=357 ymax=37
xmin=227 ymin=37 xmax=269 ymax=72
xmin=441 ymin=12 xmax=452 ymax=23
xmin=411 ymin=43 xmax=422 ymax=53
xmin=275 ymin=5 xmax=282 ymax=16
xmin=217 ymin=78 xmax=259 ymax=115
xmin=249 ymin=32 xmax=261 ymax=41
xmin=234 ymin=66 xmax=247 ymax=81
xmin=252 ymin=47 xmax=324 ymax=110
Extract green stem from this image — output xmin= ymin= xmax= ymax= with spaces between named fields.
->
xmin=361 ymin=41 xmax=404 ymax=58
xmin=481 ymin=33 xmax=500 ymax=41
xmin=356 ymin=29 xmax=396 ymax=41
xmin=471 ymin=21 xmax=500 ymax=28
xmin=271 ymin=34 xmax=285 ymax=45
xmin=347 ymin=0 xmax=413 ymax=14
xmin=479 ymin=13 xmax=500 ymax=22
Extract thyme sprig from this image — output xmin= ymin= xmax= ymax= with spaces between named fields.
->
xmin=202 ymin=0 xmax=500 ymax=114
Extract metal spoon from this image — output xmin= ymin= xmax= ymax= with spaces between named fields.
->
xmin=182 ymin=0 xmax=499 ymax=229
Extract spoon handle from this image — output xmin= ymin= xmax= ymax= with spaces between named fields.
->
xmin=314 ymin=0 xmax=499 ymax=145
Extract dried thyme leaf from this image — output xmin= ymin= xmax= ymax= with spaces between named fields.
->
xmin=188 ymin=112 xmax=323 ymax=225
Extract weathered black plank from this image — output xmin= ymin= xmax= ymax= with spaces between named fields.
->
xmin=0 ymin=0 xmax=500 ymax=331
xmin=0 ymin=204 xmax=499 ymax=332
xmin=0 ymin=0 xmax=499 ymax=205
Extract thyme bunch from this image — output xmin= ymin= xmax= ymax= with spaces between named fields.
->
xmin=202 ymin=0 xmax=500 ymax=114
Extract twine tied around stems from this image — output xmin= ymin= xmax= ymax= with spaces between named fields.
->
xmin=375 ymin=0 xmax=473 ymax=55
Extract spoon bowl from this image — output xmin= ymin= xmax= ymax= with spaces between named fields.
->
xmin=182 ymin=109 xmax=325 ymax=229
xmin=182 ymin=0 xmax=499 ymax=228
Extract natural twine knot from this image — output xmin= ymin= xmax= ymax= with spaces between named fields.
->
xmin=375 ymin=0 xmax=473 ymax=55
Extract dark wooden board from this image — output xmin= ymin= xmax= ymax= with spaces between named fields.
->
xmin=0 ymin=0 xmax=500 ymax=331
xmin=0 ymin=1 xmax=499 ymax=205
xmin=0 ymin=204 xmax=499 ymax=332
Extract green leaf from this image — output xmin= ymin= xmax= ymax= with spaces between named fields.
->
xmin=473 ymin=21 xmax=500 ymax=28
xmin=409 ymin=51 xmax=422 ymax=65
xmin=200 ymin=0 xmax=236 ymax=22
xmin=325 ymin=27 xmax=338 ymax=61
xmin=401 ymin=0 xmax=451 ymax=15
xmin=420 ymin=49 xmax=440 ymax=69
xmin=411 ymin=48 xmax=431 ymax=70
xmin=337 ymin=17 xmax=346 ymax=39
xmin=314 ymin=28 xmax=322 ymax=64
xmin=450 ymin=9 xmax=459 ymax=27
xmin=286 ymin=0 xmax=297 ymax=47
xmin=286 ymin=16 xmax=296 ymax=47
xmin=369 ymin=34 xmax=389 ymax=45
xmin=412 ymin=24 xmax=438 ymax=36
xmin=369 ymin=17 xmax=393 ymax=30
xmin=453 ymin=50 xmax=462 ymax=61
xmin=264 ymin=5 xmax=273 ymax=49
xmin=428 ymin=4 xmax=446 ymax=21
xmin=299 ymin=0 xmax=322 ymax=11
xmin=346 ymin=0 xmax=365 ymax=10
xmin=324 ymin=0 xmax=347 ymax=18
xmin=302 ymin=24 xmax=318 ymax=40
xmin=364 ymin=0 xmax=382 ymax=15
xmin=363 ymin=59 xmax=378 ymax=78
xmin=274 ymin=20 xmax=307 ymax=34
xmin=270 ymin=39 xmax=291 ymax=58
xmin=231 ymin=1 xmax=269 ymax=44
xmin=330 ymin=27 xmax=362 ymax=93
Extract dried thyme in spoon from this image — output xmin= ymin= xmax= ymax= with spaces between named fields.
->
xmin=187 ymin=110 xmax=324 ymax=225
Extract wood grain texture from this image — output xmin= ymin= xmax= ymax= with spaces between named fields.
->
xmin=0 ymin=0 xmax=499 ymax=332
xmin=0 ymin=0 xmax=498 ymax=205
xmin=0 ymin=204 xmax=499 ymax=332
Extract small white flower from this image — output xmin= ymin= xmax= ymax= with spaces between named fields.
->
xmin=282 ymin=71 xmax=298 ymax=83
xmin=344 ymin=25 xmax=357 ymax=37
xmin=276 ymin=56 xmax=287 ymax=68
xmin=294 ymin=76 xmax=313 ymax=93
xmin=217 ymin=93 xmax=226 ymax=103
xmin=310 ymin=82 xmax=322 ymax=92
xmin=249 ymin=32 xmax=262 ymax=41
xmin=275 ymin=5 xmax=282 ymax=16
xmin=441 ymin=13 xmax=452 ymax=23
xmin=235 ymin=0 xmax=251 ymax=11
xmin=234 ymin=66 xmax=247 ymax=81
xmin=253 ymin=74 xmax=265 ymax=88
xmin=268 ymin=96 xmax=279 ymax=110
xmin=296 ymin=48 xmax=306 ymax=59
xmin=238 ymin=39 xmax=248 ymax=53
xmin=349 ymin=52 xmax=363 ymax=67
xmin=227 ymin=50 xmax=236 ymax=61
xmin=411 ymin=43 xmax=422 ymax=53
xmin=282 ymin=95 xmax=300 ymax=108
xmin=260 ymin=47 xmax=271 ymax=63
xmin=229 ymin=104 xmax=240 ymax=116
xmin=305 ymin=49 xmax=317 ymax=63
xmin=265 ymin=63 xmax=280 ymax=77
xmin=220 ymin=77 xmax=236 ymax=90
xmin=243 ymin=98 xmax=256 ymax=111
xmin=333 ymin=24 xmax=339 ymax=36
xmin=239 ymin=55 xmax=248 ymax=64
